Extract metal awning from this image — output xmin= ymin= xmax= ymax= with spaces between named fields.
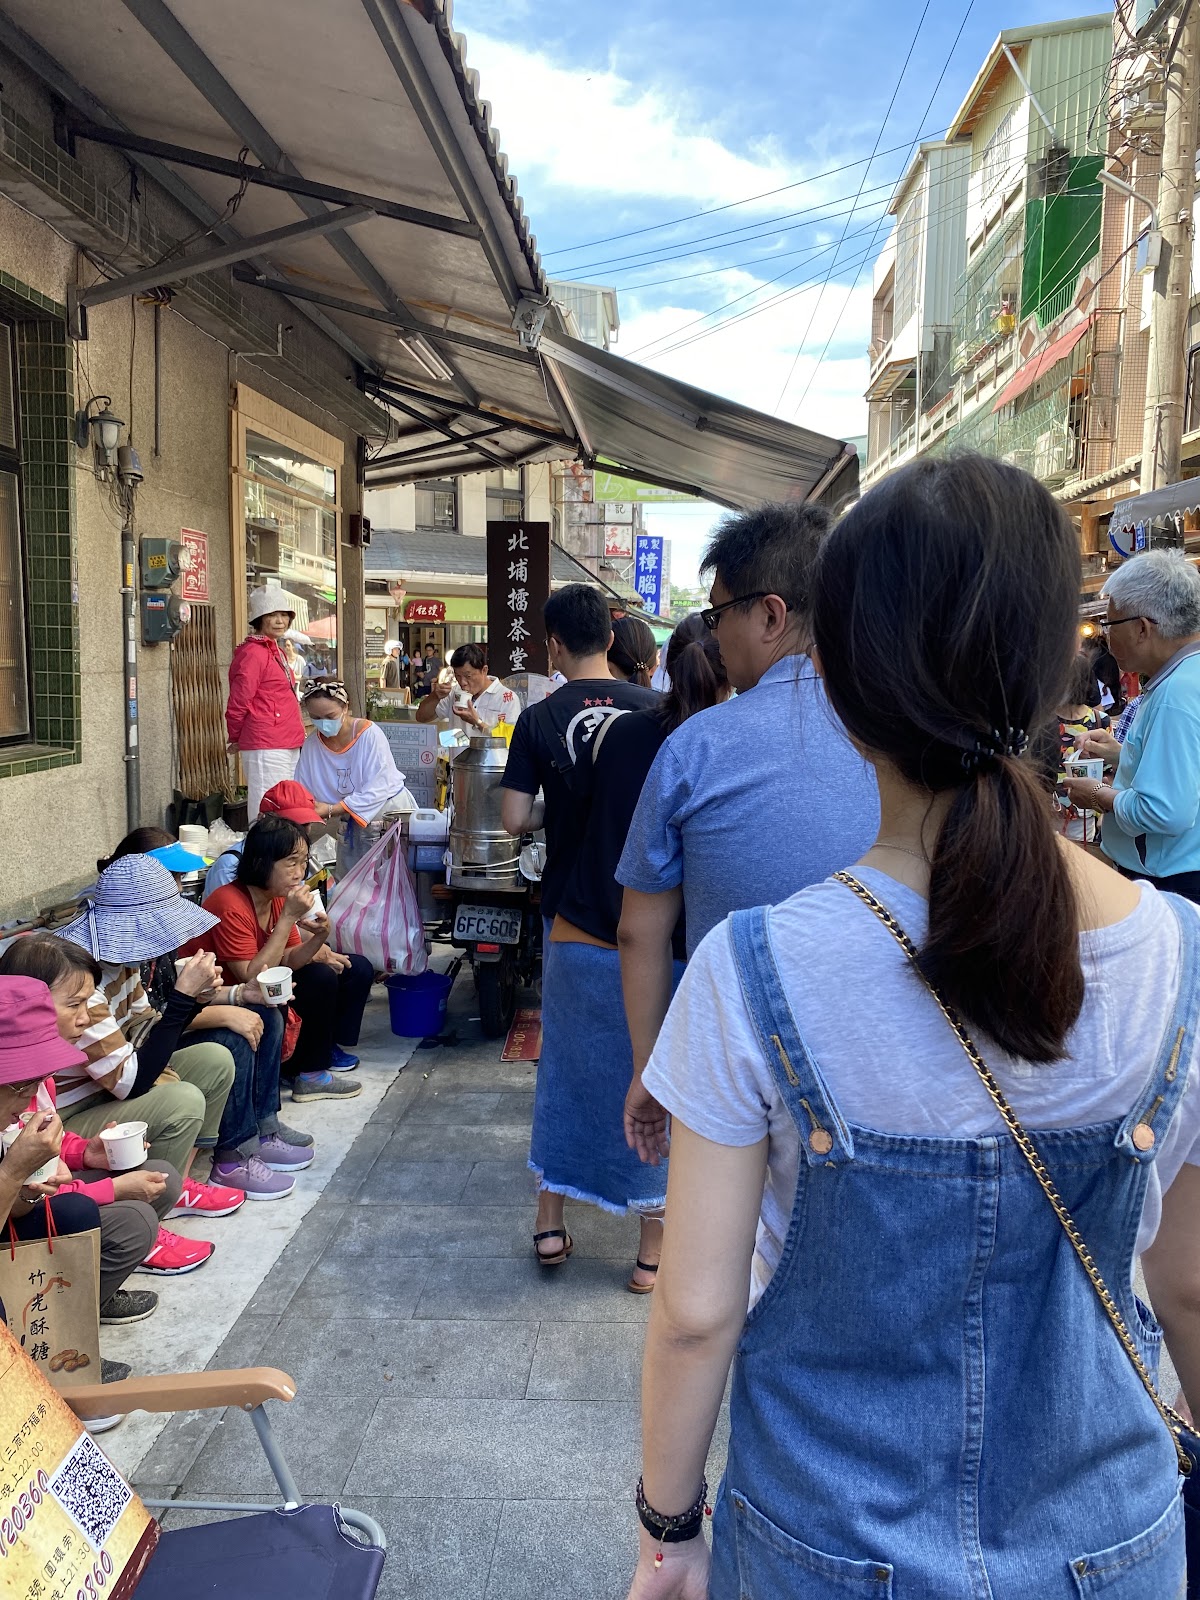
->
xmin=991 ymin=316 xmax=1094 ymax=413
xmin=539 ymin=334 xmax=859 ymax=510
xmin=1 ymin=0 xmax=855 ymax=506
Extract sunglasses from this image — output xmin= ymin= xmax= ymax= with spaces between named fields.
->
xmin=700 ymin=592 xmax=780 ymax=631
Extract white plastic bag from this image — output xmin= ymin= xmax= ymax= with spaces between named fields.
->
xmin=327 ymin=818 xmax=427 ymax=975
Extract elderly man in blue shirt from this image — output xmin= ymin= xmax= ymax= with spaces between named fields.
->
xmin=1064 ymin=549 xmax=1200 ymax=901
xmin=616 ymin=503 xmax=880 ymax=1153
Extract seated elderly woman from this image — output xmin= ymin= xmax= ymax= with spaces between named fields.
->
xmin=0 ymin=974 xmax=136 ymax=1412
xmin=99 ymin=825 xmax=315 ymax=1191
xmin=0 ymin=941 xmax=193 ymax=1328
xmin=30 ymin=855 xmax=294 ymax=1218
xmin=1063 ymin=549 xmax=1200 ymax=902
xmin=189 ymin=817 xmax=373 ymax=1101
xmin=294 ymin=681 xmax=407 ymax=873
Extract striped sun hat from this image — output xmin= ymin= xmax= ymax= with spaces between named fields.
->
xmin=58 ymin=854 xmax=219 ymax=964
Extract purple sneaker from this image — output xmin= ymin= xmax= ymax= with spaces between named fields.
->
xmin=258 ymin=1134 xmax=314 ymax=1172
xmin=211 ymin=1154 xmax=296 ymax=1201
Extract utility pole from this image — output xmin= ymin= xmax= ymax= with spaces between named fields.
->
xmin=1141 ymin=0 xmax=1200 ymax=492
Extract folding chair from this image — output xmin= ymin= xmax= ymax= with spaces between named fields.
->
xmin=67 ymin=1367 xmax=386 ymax=1600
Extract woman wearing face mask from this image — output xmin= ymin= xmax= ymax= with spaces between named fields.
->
xmin=227 ymin=585 xmax=307 ymax=822
xmin=294 ymin=682 xmax=407 ymax=872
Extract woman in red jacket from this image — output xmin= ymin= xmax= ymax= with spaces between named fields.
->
xmin=227 ymin=586 xmax=307 ymax=821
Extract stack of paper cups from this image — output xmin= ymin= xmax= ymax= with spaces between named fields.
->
xmin=179 ymin=823 xmax=210 ymax=858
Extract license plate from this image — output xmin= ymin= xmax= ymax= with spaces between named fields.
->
xmin=453 ymin=904 xmax=522 ymax=944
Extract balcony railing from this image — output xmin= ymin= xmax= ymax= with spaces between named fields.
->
xmin=952 ymin=218 xmax=1023 ymax=373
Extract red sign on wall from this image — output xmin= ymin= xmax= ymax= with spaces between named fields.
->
xmin=180 ymin=528 xmax=209 ymax=603
xmin=405 ymin=599 xmax=446 ymax=623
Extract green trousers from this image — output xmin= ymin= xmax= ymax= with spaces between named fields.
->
xmin=61 ymin=1042 xmax=236 ymax=1174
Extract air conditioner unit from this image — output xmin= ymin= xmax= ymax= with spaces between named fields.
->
xmin=1004 ymin=449 xmax=1036 ymax=472
xmin=1033 ymin=429 xmax=1078 ymax=480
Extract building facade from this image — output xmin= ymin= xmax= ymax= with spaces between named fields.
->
xmin=863 ymin=16 xmax=1113 ymax=504
xmin=0 ymin=49 xmax=375 ymax=920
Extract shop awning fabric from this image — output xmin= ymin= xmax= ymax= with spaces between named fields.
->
xmin=991 ymin=316 xmax=1094 ymax=413
xmin=539 ymin=335 xmax=859 ymax=510
xmin=0 ymin=0 xmax=856 ymax=514
xmin=1110 ymin=478 xmax=1200 ymax=532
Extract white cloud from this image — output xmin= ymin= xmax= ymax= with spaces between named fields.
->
xmin=619 ymin=276 xmax=873 ymax=438
xmin=464 ymin=34 xmax=803 ymax=208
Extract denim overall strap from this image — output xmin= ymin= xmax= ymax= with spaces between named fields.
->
xmin=1115 ymin=894 xmax=1200 ymax=1161
xmin=728 ymin=907 xmax=854 ymax=1165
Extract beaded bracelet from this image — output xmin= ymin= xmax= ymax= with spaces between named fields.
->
xmin=635 ymin=1476 xmax=711 ymax=1567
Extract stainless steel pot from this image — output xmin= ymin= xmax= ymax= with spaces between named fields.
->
xmin=449 ymin=735 xmax=520 ymax=887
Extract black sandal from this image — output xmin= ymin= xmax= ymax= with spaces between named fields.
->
xmin=627 ymin=1258 xmax=659 ymax=1295
xmin=533 ymin=1228 xmax=573 ymax=1267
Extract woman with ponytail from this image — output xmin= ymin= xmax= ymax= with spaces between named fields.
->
xmin=608 ymin=613 xmax=659 ymax=690
xmin=627 ymin=455 xmax=1200 ymax=1599
xmin=530 ymin=618 xmax=729 ymax=1294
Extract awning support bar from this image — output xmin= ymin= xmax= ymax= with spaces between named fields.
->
xmin=118 ymin=0 xmax=480 ymax=406
xmin=65 ymin=122 xmax=481 ymax=239
xmin=364 ymin=375 xmax=570 ymax=444
xmin=370 ymin=424 xmax=510 ymax=468
xmin=231 ymin=271 xmax=537 ymax=365
xmin=67 ymin=206 xmax=374 ymax=335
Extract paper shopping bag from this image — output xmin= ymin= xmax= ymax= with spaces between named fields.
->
xmin=0 ymin=1205 xmax=101 ymax=1392
xmin=0 ymin=1319 xmax=159 ymax=1599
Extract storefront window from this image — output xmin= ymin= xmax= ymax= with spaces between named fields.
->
xmin=242 ymin=426 xmax=340 ymax=676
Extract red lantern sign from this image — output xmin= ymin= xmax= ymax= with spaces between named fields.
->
xmin=404 ymin=598 xmax=446 ymax=623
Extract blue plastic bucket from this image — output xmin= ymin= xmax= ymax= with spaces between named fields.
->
xmin=385 ymin=969 xmax=454 ymax=1038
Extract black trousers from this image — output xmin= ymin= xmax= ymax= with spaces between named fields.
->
xmin=1125 ymin=867 xmax=1200 ymax=905
xmin=285 ymin=954 xmax=374 ymax=1077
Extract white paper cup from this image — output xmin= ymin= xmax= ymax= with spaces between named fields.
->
xmin=1 ymin=1119 xmax=57 ymax=1185
xmin=259 ymin=966 xmax=294 ymax=1006
xmin=99 ymin=1121 xmax=149 ymax=1172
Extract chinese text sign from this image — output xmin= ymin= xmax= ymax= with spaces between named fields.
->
xmin=487 ymin=520 xmax=550 ymax=678
xmin=634 ymin=534 xmax=664 ymax=616
xmin=180 ymin=528 xmax=209 ymax=603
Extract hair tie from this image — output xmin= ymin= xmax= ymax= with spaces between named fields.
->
xmin=960 ymin=725 xmax=1028 ymax=775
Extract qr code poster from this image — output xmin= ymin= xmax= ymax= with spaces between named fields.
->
xmin=0 ymin=1323 xmax=158 ymax=1600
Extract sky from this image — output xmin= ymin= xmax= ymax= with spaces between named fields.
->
xmin=451 ymin=0 xmax=1097 ymax=580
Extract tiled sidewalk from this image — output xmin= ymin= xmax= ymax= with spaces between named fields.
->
xmin=134 ymin=971 xmax=727 ymax=1600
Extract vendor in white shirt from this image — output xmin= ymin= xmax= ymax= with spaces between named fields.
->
xmin=295 ymin=682 xmax=407 ymax=871
xmin=414 ymin=642 xmax=521 ymax=732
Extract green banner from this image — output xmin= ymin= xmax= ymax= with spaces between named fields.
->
xmin=592 ymin=468 xmax=697 ymax=504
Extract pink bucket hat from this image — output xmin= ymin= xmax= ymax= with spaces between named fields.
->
xmin=0 ymin=976 xmax=89 ymax=1085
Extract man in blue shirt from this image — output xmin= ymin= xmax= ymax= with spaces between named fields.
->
xmin=617 ymin=503 xmax=879 ymax=1138
xmin=1064 ymin=549 xmax=1200 ymax=901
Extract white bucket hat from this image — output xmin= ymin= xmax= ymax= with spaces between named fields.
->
xmin=248 ymin=584 xmax=297 ymax=624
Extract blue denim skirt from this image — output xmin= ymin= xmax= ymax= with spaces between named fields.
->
xmin=529 ymin=937 xmax=680 ymax=1214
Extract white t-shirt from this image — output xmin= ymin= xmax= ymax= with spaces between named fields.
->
xmin=644 ymin=868 xmax=1200 ymax=1307
xmin=434 ymin=677 xmax=521 ymax=730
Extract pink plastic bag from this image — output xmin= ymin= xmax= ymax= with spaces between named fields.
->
xmin=327 ymin=819 xmax=428 ymax=975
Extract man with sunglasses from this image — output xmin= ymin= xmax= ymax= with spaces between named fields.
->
xmin=1064 ymin=549 xmax=1200 ymax=901
xmin=616 ymin=504 xmax=879 ymax=1140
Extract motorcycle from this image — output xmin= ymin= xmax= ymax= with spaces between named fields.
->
xmin=447 ymin=838 xmax=543 ymax=1037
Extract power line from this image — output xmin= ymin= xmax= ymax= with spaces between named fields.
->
xmin=568 ymin=59 xmax=1112 ymax=297
xmin=626 ymin=73 xmax=1117 ymax=370
xmin=543 ymin=60 xmax=1108 ymax=276
xmin=788 ymin=0 xmax=979 ymax=420
xmin=774 ymin=0 xmax=935 ymax=412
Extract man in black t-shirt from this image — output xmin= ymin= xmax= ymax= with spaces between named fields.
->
xmin=500 ymin=585 xmax=658 ymax=926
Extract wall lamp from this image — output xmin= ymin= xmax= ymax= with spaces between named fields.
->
xmin=74 ymin=395 xmax=126 ymax=476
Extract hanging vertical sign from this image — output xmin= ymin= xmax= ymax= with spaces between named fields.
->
xmin=487 ymin=520 xmax=550 ymax=678
xmin=180 ymin=528 xmax=209 ymax=603
xmin=634 ymin=533 xmax=664 ymax=616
